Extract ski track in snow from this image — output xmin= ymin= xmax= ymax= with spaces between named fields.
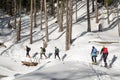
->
xmin=1 ymin=0 xmax=120 ymax=80
xmin=88 ymin=63 xmax=116 ymax=80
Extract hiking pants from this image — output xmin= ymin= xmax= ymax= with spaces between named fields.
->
xmin=55 ymin=53 xmax=61 ymax=60
xmin=103 ymin=54 xmax=108 ymax=63
xmin=26 ymin=51 xmax=30 ymax=57
xmin=40 ymin=52 xmax=47 ymax=59
xmin=92 ymin=56 xmax=97 ymax=63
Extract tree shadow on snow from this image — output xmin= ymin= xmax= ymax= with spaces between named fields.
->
xmin=36 ymin=61 xmax=51 ymax=71
xmin=71 ymin=18 xmax=118 ymax=44
xmin=92 ymin=19 xmax=118 ymax=33
xmin=33 ymin=24 xmax=58 ymax=43
xmin=54 ymin=31 xmax=66 ymax=40
xmin=0 ymin=42 xmax=17 ymax=55
xmin=71 ymin=31 xmax=87 ymax=44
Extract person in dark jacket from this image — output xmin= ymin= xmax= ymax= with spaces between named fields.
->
xmin=40 ymin=47 xmax=47 ymax=59
xmin=54 ymin=47 xmax=61 ymax=60
xmin=91 ymin=46 xmax=98 ymax=64
xmin=25 ymin=46 xmax=31 ymax=58
xmin=100 ymin=46 xmax=109 ymax=67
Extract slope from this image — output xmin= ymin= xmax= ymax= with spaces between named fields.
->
xmin=0 ymin=0 xmax=120 ymax=80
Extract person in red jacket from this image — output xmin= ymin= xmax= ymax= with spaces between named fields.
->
xmin=100 ymin=46 xmax=109 ymax=67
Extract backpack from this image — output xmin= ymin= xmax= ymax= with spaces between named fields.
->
xmin=103 ymin=48 xmax=108 ymax=54
xmin=56 ymin=48 xmax=59 ymax=53
xmin=91 ymin=48 xmax=97 ymax=56
xmin=92 ymin=48 xmax=97 ymax=53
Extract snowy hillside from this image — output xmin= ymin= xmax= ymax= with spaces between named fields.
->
xmin=0 ymin=0 xmax=120 ymax=80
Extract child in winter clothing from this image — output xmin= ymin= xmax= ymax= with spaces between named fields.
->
xmin=91 ymin=46 xmax=98 ymax=64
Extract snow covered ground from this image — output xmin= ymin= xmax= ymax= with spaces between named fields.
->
xmin=0 ymin=1 xmax=120 ymax=80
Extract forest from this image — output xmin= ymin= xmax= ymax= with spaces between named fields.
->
xmin=0 ymin=0 xmax=120 ymax=50
xmin=0 ymin=0 xmax=120 ymax=80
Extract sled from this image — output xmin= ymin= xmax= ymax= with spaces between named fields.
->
xmin=21 ymin=61 xmax=38 ymax=66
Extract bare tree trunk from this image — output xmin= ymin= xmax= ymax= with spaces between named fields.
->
xmin=69 ymin=0 xmax=73 ymax=43
xmin=106 ymin=2 xmax=110 ymax=24
xmin=87 ymin=0 xmax=91 ymax=32
xmin=40 ymin=0 xmax=43 ymax=31
xmin=1 ymin=1 xmax=4 ymax=18
xmin=44 ymin=0 xmax=49 ymax=42
xmin=58 ymin=0 xmax=63 ymax=32
xmin=66 ymin=0 xmax=70 ymax=50
xmin=11 ymin=1 xmax=13 ymax=16
xmin=50 ymin=0 xmax=55 ymax=17
xmin=30 ymin=0 xmax=33 ymax=44
xmin=53 ymin=0 xmax=55 ymax=18
xmin=117 ymin=6 xmax=120 ymax=36
xmin=57 ymin=0 xmax=59 ymax=23
xmin=14 ymin=0 xmax=16 ymax=29
xmin=95 ymin=0 xmax=99 ymax=23
xmin=34 ymin=0 xmax=37 ymax=28
xmin=104 ymin=0 xmax=106 ymax=7
xmin=92 ymin=0 xmax=95 ymax=12
xmin=6 ymin=1 xmax=8 ymax=14
xmin=17 ymin=0 xmax=21 ymax=41
xmin=76 ymin=0 xmax=77 ymax=22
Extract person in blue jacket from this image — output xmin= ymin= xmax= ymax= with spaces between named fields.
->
xmin=91 ymin=46 xmax=98 ymax=64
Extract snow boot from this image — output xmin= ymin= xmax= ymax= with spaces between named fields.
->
xmin=104 ymin=62 xmax=108 ymax=68
xmin=92 ymin=62 xmax=97 ymax=65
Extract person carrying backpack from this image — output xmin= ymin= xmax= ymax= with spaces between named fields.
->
xmin=40 ymin=47 xmax=47 ymax=59
xmin=100 ymin=46 xmax=109 ymax=67
xmin=54 ymin=47 xmax=61 ymax=60
xmin=91 ymin=46 xmax=98 ymax=64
